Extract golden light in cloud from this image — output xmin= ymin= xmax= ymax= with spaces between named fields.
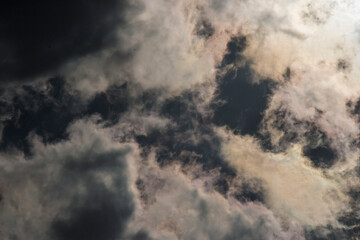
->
xmin=221 ymin=130 xmax=349 ymax=227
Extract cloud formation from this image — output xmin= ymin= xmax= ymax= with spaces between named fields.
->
xmin=0 ymin=118 xmax=137 ymax=239
xmin=1 ymin=0 xmax=360 ymax=239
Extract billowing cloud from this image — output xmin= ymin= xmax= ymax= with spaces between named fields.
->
xmin=220 ymin=130 xmax=349 ymax=227
xmin=0 ymin=118 xmax=137 ymax=240
xmin=1 ymin=0 xmax=360 ymax=239
xmin=129 ymin=153 xmax=304 ymax=240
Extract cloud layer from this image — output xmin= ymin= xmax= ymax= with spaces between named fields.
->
xmin=1 ymin=0 xmax=360 ymax=239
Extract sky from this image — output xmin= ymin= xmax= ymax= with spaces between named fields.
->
xmin=0 ymin=0 xmax=360 ymax=239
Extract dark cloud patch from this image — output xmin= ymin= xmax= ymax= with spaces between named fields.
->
xmin=0 ymin=78 xmax=132 ymax=155
xmin=52 ymin=149 xmax=134 ymax=240
xmin=152 ymin=94 xmax=233 ymax=172
xmin=52 ymin=194 xmax=132 ymax=240
xmin=348 ymin=98 xmax=360 ymax=124
xmin=261 ymin=108 xmax=337 ymax=168
xmin=304 ymin=225 xmax=348 ymax=240
xmin=283 ymin=67 xmax=292 ymax=81
xmin=337 ymin=59 xmax=351 ymax=72
xmin=0 ymin=0 xmax=130 ymax=82
xmin=135 ymin=90 xmax=237 ymax=196
xmin=194 ymin=19 xmax=214 ymax=39
xmin=212 ymin=36 xmax=274 ymax=137
xmin=136 ymin=89 xmax=161 ymax=112
xmin=212 ymin=174 xmax=266 ymax=204
xmin=132 ymin=85 xmax=270 ymax=203
xmin=86 ymin=83 xmax=129 ymax=125
xmin=213 ymin=177 xmax=230 ymax=196
xmin=233 ymin=179 xmax=265 ymax=203
xmin=347 ymin=101 xmax=360 ymax=152
xmin=302 ymin=126 xmax=337 ymax=168
xmin=130 ymin=230 xmax=153 ymax=240
xmin=135 ymin=89 xmax=269 ymax=203
xmin=334 ymin=189 xmax=360 ymax=239
xmin=63 ymin=151 xmax=128 ymax=172
xmin=262 ymin=109 xmax=300 ymax=152
xmin=220 ymin=36 xmax=247 ymax=66
xmin=0 ymin=124 xmax=135 ymax=239
xmin=135 ymin=178 xmax=150 ymax=205
xmin=0 ymin=77 xmax=82 ymax=155
xmin=304 ymin=201 xmax=360 ymax=240
xmin=137 ymin=120 xmax=229 ymax=172
xmin=303 ymin=145 xmax=336 ymax=168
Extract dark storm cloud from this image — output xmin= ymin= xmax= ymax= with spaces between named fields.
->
xmin=51 ymin=150 xmax=134 ymax=240
xmin=0 ymin=0 xmax=130 ymax=82
xmin=52 ymin=187 xmax=132 ymax=240
xmin=212 ymin=36 xmax=274 ymax=137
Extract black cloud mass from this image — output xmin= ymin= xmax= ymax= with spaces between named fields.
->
xmin=0 ymin=0 xmax=360 ymax=240
xmin=0 ymin=0 xmax=127 ymax=81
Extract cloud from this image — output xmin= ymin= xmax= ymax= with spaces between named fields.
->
xmin=1 ymin=0 xmax=360 ymax=239
xmin=0 ymin=118 xmax=137 ymax=240
xmin=263 ymin=66 xmax=360 ymax=166
xmin=59 ymin=0 xmax=230 ymax=98
xmin=220 ymin=130 xmax=349 ymax=227
xmin=128 ymin=152 xmax=304 ymax=240
xmin=0 ymin=0 xmax=131 ymax=82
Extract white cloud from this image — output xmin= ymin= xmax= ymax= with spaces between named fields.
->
xmin=220 ymin=129 xmax=350 ymax=227
xmin=127 ymin=151 xmax=304 ymax=240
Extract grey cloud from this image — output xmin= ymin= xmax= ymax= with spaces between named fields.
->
xmin=1 ymin=0 xmax=360 ymax=239
xmin=0 ymin=119 xmax=136 ymax=240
